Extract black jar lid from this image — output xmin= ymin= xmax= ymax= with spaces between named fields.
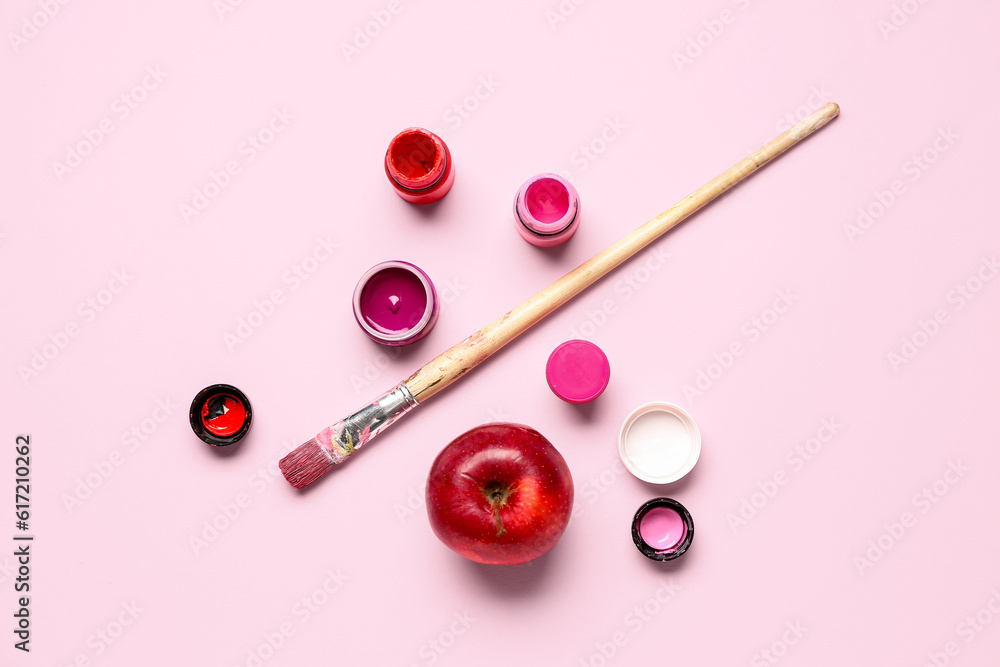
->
xmin=189 ymin=384 xmax=253 ymax=447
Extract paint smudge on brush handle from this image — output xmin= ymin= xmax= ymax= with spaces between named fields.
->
xmin=315 ymin=382 xmax=419 ymax=463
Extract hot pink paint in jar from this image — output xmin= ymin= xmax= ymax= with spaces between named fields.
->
xmin=513 ymin=173 xmax=580 ymax=247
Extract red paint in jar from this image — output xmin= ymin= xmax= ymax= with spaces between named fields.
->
xmin=384 ymin=128 xmax=455 ymax=204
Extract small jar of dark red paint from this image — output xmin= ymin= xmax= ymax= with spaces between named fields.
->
xmin=189 ymin=384 xmax=253 ymax=447
xmin=384 ymin=127 xmax=455 ymax=204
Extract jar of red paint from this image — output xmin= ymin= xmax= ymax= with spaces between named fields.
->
xmin=384 ymin=127 xmax=455 ymax=205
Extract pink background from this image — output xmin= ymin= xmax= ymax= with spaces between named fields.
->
xmin=3 ymin=0 xmax=999 ymax=664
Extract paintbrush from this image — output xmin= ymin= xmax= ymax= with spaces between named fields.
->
xmin=280 ymin=103 xmax=840 ymax=489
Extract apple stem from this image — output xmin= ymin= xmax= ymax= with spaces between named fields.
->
xmin=482 ymin=482 xmax=511 ymax=537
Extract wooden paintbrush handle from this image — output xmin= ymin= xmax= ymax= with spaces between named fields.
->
xmin=405 ymin=103 xmax=840 ymax=402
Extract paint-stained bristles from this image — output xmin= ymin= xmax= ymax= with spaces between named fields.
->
xmin=279 ymin=438 xmax=334 ymax=489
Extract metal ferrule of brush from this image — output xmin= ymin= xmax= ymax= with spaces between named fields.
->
xmin=317 ymin=382 xmax=418 ymax=464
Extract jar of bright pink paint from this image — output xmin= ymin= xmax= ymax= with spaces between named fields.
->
xmin=513 ymin=173 xmax=581 ymax=247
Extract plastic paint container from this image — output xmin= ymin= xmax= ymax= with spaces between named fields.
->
xmin=385 ymin=128 xmax=455 ymax=204
xmin=189 ymin=384 xmax=253 ymax=447
xmin=618 ymin=402 xmax=701 ymax=484
xmin=353 ymin=261 xmax=439 ymax=346
xmin=514 ymin=173 xmax=580 ymax=247
xmin=631 ymin=497 xmax=694 ymax=561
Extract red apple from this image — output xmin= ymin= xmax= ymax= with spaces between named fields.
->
xmin=426 ymin=422 xmax=574 ymax=565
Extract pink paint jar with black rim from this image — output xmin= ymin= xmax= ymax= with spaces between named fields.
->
xmin=514 ymin=173 xmax=581 ymax=247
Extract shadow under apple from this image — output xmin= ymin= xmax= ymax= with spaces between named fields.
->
xmin=459 ymin=542 xmax=562 ymax=599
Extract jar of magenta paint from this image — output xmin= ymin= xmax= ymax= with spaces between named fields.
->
xmin=514 ymin=173 xmax=581 ymax=247
xmin=353 ymin=261 xmax=439 ymax=346
xmin=384 ymin=128 xmax=455 ymax=204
